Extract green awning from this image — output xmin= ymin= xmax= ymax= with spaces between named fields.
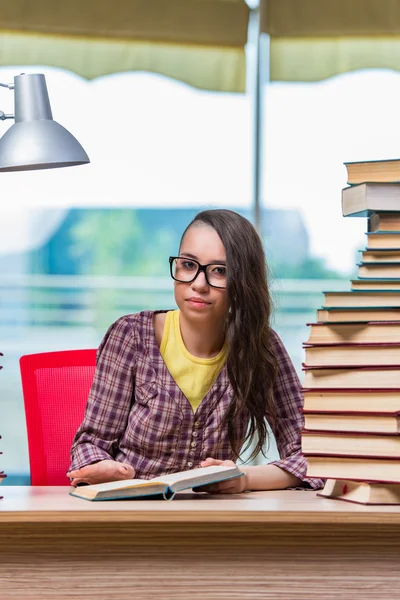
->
xmin=4 ymin=1 xmax=400 ymax=89
xmin=0 ymin=0 xmax=249 ymax=92
xmin=261 ymin=0 xmax=400 ymax=81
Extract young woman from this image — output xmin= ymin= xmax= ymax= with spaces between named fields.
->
xmin=68 ymin=209 xmax=323 ymax=492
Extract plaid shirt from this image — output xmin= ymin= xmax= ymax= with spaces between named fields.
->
xmin=70 ymin=310 xmax=323 ymax=489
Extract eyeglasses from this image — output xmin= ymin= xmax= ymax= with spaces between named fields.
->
xmin=169 ymin=256 xmax=227 ymax=289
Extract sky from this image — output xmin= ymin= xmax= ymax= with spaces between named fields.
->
xmin=0 ymin=65 xmax=399 ymax=273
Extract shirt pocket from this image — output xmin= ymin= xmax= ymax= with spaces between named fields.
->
xmin=135 ymin=381 xmax=158 ymax=406
xmin=125 ymin=382 xmax=183 ymax=460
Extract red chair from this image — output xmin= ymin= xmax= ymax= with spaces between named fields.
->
xmin=19 ymin=349 xmax=96 ymax=485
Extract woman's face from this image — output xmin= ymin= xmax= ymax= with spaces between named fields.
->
xmin=173 ymin=223 xmax=229 ymax=324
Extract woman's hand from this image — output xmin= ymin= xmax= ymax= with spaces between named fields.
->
xmin=196 ymin=457 xmax=248 ymax=494
xmin=67 ymin=459 xmax=135 ymax=486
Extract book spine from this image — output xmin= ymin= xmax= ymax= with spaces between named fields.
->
xmin=0 ymin=352 xmax=4 ymax=499
xmin=302 ymin=364 xmax=400 ymax=371
xmin=163 ymin=487 xmax=176 ymax=501
xmin=303 ymin=387 xmax=400 ymax=392
xmin=302 ymin=429 xmax=400 ymax=437
xmin=302 ymin=409 xmax=400 ymax=416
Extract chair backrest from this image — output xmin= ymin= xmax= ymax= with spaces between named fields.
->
xmin=19 ymin=349 xmax=96 ymax=486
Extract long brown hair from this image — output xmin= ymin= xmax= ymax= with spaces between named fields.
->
xmin=180 ymin=209 xmax=278 ymax=461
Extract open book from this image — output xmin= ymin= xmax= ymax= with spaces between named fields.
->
xmin=318 ymin=478 xmax=400 ymax=505
xmin=70 ymin=464 xmax=243 ymax=501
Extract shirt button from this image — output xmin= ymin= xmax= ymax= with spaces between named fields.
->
xmin=191 ymin=441 xmax=197 ymax=448
xmin=194 ymin=421 xmax=199 ymax=427
xmin=187 ymin=461 xmax=193 ymax=468
xmin=189 ymin=450 xmax=194 ymax=456
xmin=192 ymin=431 xmax=198 ymax=438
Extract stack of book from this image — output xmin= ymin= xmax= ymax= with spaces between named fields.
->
xmin=0 ymin=352 xmax=5 ymax=496
xmin=303 ymin=158 xmax=400 ymax=505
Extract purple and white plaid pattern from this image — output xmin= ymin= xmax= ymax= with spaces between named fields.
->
xmin=70 ymin=311 xmax=323 ymax=489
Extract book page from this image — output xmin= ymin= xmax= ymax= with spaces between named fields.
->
xmin=155 ymin=465 xmax=237 ymax=486
xmin=79 ymin=478 xmax=154 ymax=493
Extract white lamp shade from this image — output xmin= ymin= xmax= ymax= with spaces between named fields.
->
xmin=0 ymin=119 xmax=90 ymax=171
xmin=0 ymin=73 xmax=89 ymax=172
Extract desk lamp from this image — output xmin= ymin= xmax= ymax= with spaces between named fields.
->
xmin=0 ymin=73 xmax=89 ymax=171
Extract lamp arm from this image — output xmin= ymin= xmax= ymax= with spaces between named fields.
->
xmin=0 ymin=81 xmax=15 ymax=120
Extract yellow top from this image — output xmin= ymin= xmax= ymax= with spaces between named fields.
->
xmin=160 ymin=310 xmax=227 ymax=412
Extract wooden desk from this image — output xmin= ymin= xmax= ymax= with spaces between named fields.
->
xmin=1 ymin=486 xmax=400 ymax=599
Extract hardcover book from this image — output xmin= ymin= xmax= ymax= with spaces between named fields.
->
xmin=70 ymin=465 xmax=242 ymax=502
xmin=303 ymin=412 xmax=400 ymax=435
xmin=366 ymin=232 xmax=400 ymax=249
xmin=303 ymin=343 xmax=400 ymax=367
xmin=360 ymin=249 xmax=400 ymax=263
xmin=322 ymin=290 xmax=400 ymax=308
xmin=303 ymin=365 xmax=400 ymax=388
xmin=344 ymin=159 xmax=400 ymax=185
xmin=358 ymin=261 xmax=400 ymax=278
xmin=318 ymin=478 xmax=400 ymax=505
xmin=306 ymin=321 xmax=400 ymax=344
xmin=303 ymin=389 xmax=400 ymax=414
xmin=302 ymin=430 xmax=400 ymax=458
xmin=306 ymin=455 xmax=400 ymax=484
xmin=316 ymin=307 xmax=400 ymax=323
xmin=369 ymin=212 xmax=400 ymax=232
xmin=351 ymin=279 xmax=400 ymax=290
xmin=342 ymin=183 xmax=400 ymax=217
xmin=0 ymin=353 xmax=5 ymax=495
